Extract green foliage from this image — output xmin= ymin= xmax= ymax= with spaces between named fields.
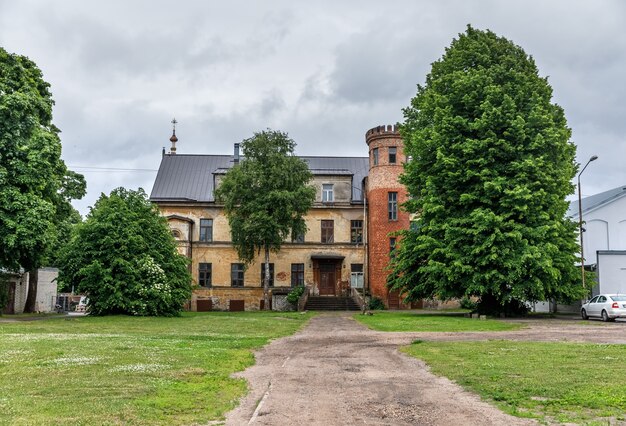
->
xmin=404 ymin=340 xmax=626 ymax=423
xmin=367 ymin=296 xmax=386 ymax=310
xmin=389 ymin=26 xmax=582 ymax=313
xmin=214 ymin=129 xmax=315 ymax=308
xmin=459 ymin=296 xmax=477 ymax=311
xmin=286 ymin=285 xmax=305 ymax=305
xmin=0 ymin=48 xmax=85 ymax=273
xmin=215 ymin=130 xmax=315 ymax=264
xmin=58 ymin=188 xmax=191 ymax=316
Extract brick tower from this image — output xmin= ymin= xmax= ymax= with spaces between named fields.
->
xmin=365 ymin=125 xmax=410 ymax=309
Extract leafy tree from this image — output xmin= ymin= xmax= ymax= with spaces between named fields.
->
xmin=58 ymin=188 xmax=191 ymax=316
xmin=215 ymin=130 xmax=315 ymax=310
xmin=0 ymin=47 xmax=85 ymax=312
xmin=389 ymin=26 xmax=582 ymax=314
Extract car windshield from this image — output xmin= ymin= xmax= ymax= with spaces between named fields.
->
xmin=610 ymin=296 xmax=626 ymax=301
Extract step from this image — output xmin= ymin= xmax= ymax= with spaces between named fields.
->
xmin=305 ymin=297 xmax=361 ymax=311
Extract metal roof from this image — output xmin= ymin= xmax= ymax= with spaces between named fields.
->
xmin=150 ymin=154 xmax=369 ymax=203
xmin=568 ymin=184 xmax=626 ymax=218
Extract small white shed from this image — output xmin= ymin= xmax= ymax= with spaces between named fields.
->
xmin=596 ymin=251 xmax=626 ymax=295
xmin=1 ymin=267 xmax=59 ymax=314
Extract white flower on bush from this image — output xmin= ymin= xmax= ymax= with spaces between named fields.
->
xmin=133 ymin=255 xmax=174 ymax=315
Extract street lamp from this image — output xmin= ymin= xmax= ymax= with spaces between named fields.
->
xmin=577 ymin=155 xmax=598 ymax=290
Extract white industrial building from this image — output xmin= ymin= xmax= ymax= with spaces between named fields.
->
xmin=570 ymin=185 xmax=626 ymax=296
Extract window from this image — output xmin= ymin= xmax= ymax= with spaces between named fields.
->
xmin=171 ymin=229 xmax=181 ymax=239
xmin=291 ymin=263 xmax=305 ymax=287
xmin=261 ymin=263 xmax=274 ymax=287
xmin=388 ymin=192 xmax=398 ymax=221
xmin=231 ymin=263 xmax=244 ymax=287
xmin=321 ymin=220 xmax=334 ymax=243
xmin=199 ymin=263 xmax=212 ymax=287
xmin=390 ymin=237 xmax=397 ymax=253
xmin=350 ymin=220 xmax=363 ymax=244
xmin=389 ymin=147 xmax=397 ymax=164
xmin=292 ymin=232 xmax=305 ymax=243
xmin=350 ymin=264 xmax=364 ymax=289
xmin=373 ymin=148 xmax=379 ymax=166
xmin=322 ymin=184 xmax=334 ymax=202
xmin=199 ymin=219 xmax=213 ymax=242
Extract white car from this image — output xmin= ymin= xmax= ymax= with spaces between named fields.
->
xmin=581 ymin=294 xmax=626 ymax=322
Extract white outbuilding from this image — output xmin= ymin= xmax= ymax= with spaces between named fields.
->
xmin=570 ymin=185 xmax=626 ymax=295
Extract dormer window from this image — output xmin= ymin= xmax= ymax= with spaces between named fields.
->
xmin=322 ymin=184 xmax=334 ymax=202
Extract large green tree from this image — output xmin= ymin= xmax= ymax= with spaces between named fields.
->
xmin=58 ymin=188 xmax=191 ymax=316
xmin=215 ymin=130 xmax=315 ymax=309
xmin=389 ymin=26 xmax=582 ymax=314
xmin=0 ymin=47 xmax=85 ymax=312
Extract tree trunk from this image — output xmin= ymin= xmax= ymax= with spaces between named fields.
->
xmin=23 ymin=268 xmax=38 ymax=313
xmin=263 ymin=245 xmax=270 ymax=311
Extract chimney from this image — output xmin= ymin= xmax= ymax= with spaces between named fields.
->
xmin=234 ymin=143 xmax=240 ymax=164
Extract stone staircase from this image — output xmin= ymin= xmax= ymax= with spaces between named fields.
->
xmin=304 ymin=296 xmax=361 ymax=311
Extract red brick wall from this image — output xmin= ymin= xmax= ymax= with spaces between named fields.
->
xmin=365 ymin=125 xmax=410 ymax=308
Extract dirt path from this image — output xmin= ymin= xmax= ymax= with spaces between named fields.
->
xmin=225 ymin=313 xmax=536 ymax=425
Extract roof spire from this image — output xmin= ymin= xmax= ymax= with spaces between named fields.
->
xmin=169 ymin=118 xmax=178 ymax=154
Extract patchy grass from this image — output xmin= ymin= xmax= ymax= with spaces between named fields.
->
xmin=404 ymin=340 xmax=626 ymax=424
xmin=0 ymin=311 xmax=314 ymax=425
xmin=354 ymin=311 xmax=522 ymax=332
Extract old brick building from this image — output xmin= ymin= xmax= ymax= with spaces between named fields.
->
xmin=150 ymin=124 xmax=410 ymax=310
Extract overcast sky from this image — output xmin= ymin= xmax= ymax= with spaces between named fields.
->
xmin=1 ymin=0 xmax=624 ymax=215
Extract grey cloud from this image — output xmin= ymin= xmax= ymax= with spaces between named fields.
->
xmin=2 ymin=0 xmax=626 ymax=216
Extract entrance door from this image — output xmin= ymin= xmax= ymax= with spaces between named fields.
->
xmin=388 ymin=291 xmax=400 ymax=309
xmin=2 ymin=282 xmax=15 ymax=315
xmin=319 ymin=262 xmax=336 ymax=296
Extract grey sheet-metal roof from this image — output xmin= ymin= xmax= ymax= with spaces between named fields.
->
xmin=150 ymin=154 xmax=369 ymax=203
xmin=568 ymin=184 xmax=626 ymax=218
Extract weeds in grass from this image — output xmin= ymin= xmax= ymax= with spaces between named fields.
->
xmin=0 ymin=312 xmax=314 ymax=425
xmin=354 ymin=311 xmax=522 ymax=332
xmin=404 ymin=340 xmax=626 ymax=424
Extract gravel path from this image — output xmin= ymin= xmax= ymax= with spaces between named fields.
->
xmin=225 ymin=313 xmax=538 ymax=425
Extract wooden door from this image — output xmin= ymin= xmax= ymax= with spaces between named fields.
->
xmin=2 ymin=282 xmax=15 ymax=314
xmin=388 ymin=291 xmax=400 ymax=309
xmin=319 ymin=262 xmax=336 ymax=296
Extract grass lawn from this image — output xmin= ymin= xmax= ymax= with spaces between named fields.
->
xmin=404 ymin=340 xmax=626 ymax=424
xmin=354 ymin=311 xmax=522 ymax=332
xmin=0 ymin=311 xmax=313 ymax=425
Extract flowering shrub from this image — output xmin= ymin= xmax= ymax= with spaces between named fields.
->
xmin=58 ymin=188 xmax=191 ymax=316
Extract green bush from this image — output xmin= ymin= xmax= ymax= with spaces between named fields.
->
xmin=287 ymin=286 xmax=305 ymax=305
xmin=459 ymin=296 xmax=477 ymax=311
xmin=368 ymin=296 xmax=386 ymax=310
xmin=58 ymin=188 xmax=191 ymax=316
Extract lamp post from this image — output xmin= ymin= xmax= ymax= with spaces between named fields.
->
xmin=577 ymin=155 xmax=598 ymax=290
